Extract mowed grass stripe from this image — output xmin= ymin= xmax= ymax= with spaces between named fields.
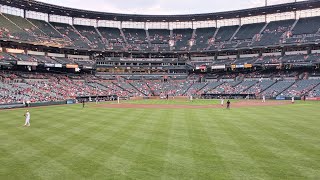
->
xmin=122 ymin=109 xmax=173 ymax=179
xmin=160 ymin=109 xmax=196 ymax=179
xmin=1 ymin=128 xmax=83 ymax=180
xmin=244 ymin=121 xmax=320 ymax=177
xmin=233 ymin=108 xmax=302 ymax=163
xmin=242 ymin=107 xmax=320 ymax=174
xmin=184 ymin=109 xmax=232 ymax=179
xmin=90 ymin=109 xmax=162 ymax=179
xmin=197 ymin=109 xmax=270 ymax=180
xmin=34 ymin=108 xmax=143 ymax=179
xmin=0 ymin=143 xmax=45 ymax=180
xmin=246 ymin=106 xmax=320 ymax=152
xmin=220 ymin=108 xmax=310 ymax=178
xmin=57 ymin=109 xmax=151 ymax=178
xmin=248 ymin=106 xmax=320 ymax=178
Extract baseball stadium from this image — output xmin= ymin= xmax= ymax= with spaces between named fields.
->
xmin=0 ymin=0 xmax=320 ymax=179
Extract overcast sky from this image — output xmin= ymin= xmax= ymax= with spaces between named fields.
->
xmin=37 ymin=0 xmax=306 ymax=15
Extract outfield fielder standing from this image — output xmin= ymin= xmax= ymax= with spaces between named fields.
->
xmin=24 ymin=110 xmax=30 ymax=127
xmin=220 ymin=97 xmax=224 ymax=106
xmin=226 ymin=100 xmax=231 ymax=109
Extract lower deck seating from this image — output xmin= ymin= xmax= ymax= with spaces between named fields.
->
xmin=1 ymin=70 xmax=320 ymax=104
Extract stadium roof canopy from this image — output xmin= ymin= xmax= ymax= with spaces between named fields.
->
xmin=1 ymin=0 xmax=320 ymax=22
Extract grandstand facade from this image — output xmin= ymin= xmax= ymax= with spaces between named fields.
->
xmin=1 ymin=0 xmax=320 ymax=107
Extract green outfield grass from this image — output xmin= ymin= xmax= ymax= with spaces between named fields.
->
xmin=1 ymin=100 xmax=320 ymax=179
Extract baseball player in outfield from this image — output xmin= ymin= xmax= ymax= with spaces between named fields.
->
xmin=226 ymin=100 xmax=231 ymax=109
xmin=262 ymin=95 xmax=266 ymax=103
xmin=24 ymin=110 xmax=30 ymax=127
xmin=220 ymin=97 xmax=224 ymax=106
xmin=291 ymin=96 xmax=295 ymax=104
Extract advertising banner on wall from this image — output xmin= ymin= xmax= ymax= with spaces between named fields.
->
xmin=6 ymin=48 xmax=24 ymax=54
xmin=306 ymin=97 xmax=320 ymax=101
xmin=66 ymin=64 xmax=79 ymax=68
xmin=264 ymin=63 xmax=280 ymax=66
xmin=0 ymin=61 xmax=10 ymax=65
xmin=236 ymin=64 xmax=244 ymax=68
xmin=82 ymin=66 xmax=93 ymax=69
xmin=212 ymin=65 xmax=226 ymax=69
xmin=54 ymin=64 xmax=62 ymax=68
xmin=196 ymin=65 xmax=207 ymax=70
xmin=17 ymin=61 xmax=38 ymax=66
xmin=44 ymin=63 xmax=55 ymax=67
xmin=276 ymin=96 xmax=286 ymax=100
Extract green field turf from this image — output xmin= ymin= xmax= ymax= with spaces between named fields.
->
xmin=1 ymin=100 xmax=320 ymax=179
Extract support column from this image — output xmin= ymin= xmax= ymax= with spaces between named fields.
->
xmin=265 ymin=14 xmax=267 ymax=23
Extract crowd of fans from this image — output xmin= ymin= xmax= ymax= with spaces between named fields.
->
xmin=0 ymin=72 xmax=107 ymax=104
xmin=1 ymin=70 xmax=320 ymax=104
xmin=0 ymin=27 xmax=17 ymax=40
xmin=308 ymin=83 xmax=320 ymax=97
xmin=206 ymin=81 xmax=240 ymax=94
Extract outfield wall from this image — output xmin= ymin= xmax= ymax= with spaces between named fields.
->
xmin=0 ymin=101 xmax=67 ymax=109
xmin=129 ymin=96 xmax=189 ymax=100
xmin=306 ymin=97 xmax=320 ymax=101
xmin=201 ymin=94 xmax=256 ymax=99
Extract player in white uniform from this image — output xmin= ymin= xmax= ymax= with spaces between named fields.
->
xmin=24 ymin=110 xmax=30 ymax=127
xmin=291 ymin=96 xmax=295 ymax=104
xmin=262 ymin=95 xmax=266 ymax=103
xmin=220 ymin=97 xmax=224 ymax=106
